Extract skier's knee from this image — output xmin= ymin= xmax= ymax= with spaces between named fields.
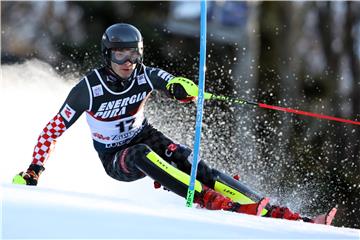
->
xmin=107 ymin=144 xmax=152 ymax=182
xmin=121 ymin=143 xmax=154 ymax=171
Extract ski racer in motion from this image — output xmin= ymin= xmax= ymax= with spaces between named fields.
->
xmin=13 ymin=23 xmax=336 ymax=225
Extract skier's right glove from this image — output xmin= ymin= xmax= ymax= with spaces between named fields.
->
xmin=166 ymin=77 xmax=197 ymax=103
xmin=13 ymin=164 xmax=45 ymax=186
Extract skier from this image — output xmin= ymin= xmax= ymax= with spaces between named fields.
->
xmin=13 ymin=23 xmax=335 ymax=224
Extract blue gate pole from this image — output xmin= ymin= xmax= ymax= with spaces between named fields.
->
xmin=186 ymin=0 xmax=207 ymax=207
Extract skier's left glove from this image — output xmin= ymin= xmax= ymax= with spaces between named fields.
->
xmin=166 ymin=77 xmax=197 ymax=103
xmin=13 ymin=164 xmax=45 ymax=186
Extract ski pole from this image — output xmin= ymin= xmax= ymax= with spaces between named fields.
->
xmin=167 ymin=76 xmax=360 ymax=126
xmin=186 ymin=0 xmax=207 ymax=207
xmin=206 ymin=93 xmax=360 ymax=126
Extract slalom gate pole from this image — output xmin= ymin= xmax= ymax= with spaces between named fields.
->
xmin=186 ymin=0 xmax=207 ymax=207
xmin=205 ymin=93 xmax=360 ymax=126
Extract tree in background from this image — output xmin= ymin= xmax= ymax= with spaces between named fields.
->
xmin=254 ymin=1 xmax=359 ymax=228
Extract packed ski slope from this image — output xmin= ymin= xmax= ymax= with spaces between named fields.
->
xmin=3 ymin=183 xmax=359 ymax=239
xmin=1 ymin=60 xmax=359 ymax=239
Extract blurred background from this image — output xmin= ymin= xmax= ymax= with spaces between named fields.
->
xmin=1 ymin=1 xmax=359 ymax=228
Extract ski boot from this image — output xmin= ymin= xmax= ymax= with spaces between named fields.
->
xmin=195 ymin=186 xmax=269 ymax=216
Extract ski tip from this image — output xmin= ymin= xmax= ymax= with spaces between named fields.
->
xmin=325 ymin=207 xmax=337 ymax=225
xmin=257 ymin=197 xmax=270 ymax=216
xmin=312 ymin=207 xmax=338 ymax=225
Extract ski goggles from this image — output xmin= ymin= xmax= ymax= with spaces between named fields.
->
xmin=110 ymin=48 xmax=142 ymax=65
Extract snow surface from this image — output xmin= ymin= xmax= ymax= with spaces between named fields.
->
xmin=3 ymin=183 xmax=359 ymax=239
xmin=1 ymin=60 xmax=360 ymax=239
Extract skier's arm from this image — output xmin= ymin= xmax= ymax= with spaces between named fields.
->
xmin=146 ymin=67 xmax=196 ymax=103
xmin=13 ymin=80 xmax=90 ymax=185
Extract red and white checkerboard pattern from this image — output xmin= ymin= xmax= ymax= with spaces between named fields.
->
xmin=32 ymin=114 xmax=67 ymax=165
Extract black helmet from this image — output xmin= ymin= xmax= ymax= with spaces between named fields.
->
xmin=101 ymin=23 xmax=143 ymax=65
